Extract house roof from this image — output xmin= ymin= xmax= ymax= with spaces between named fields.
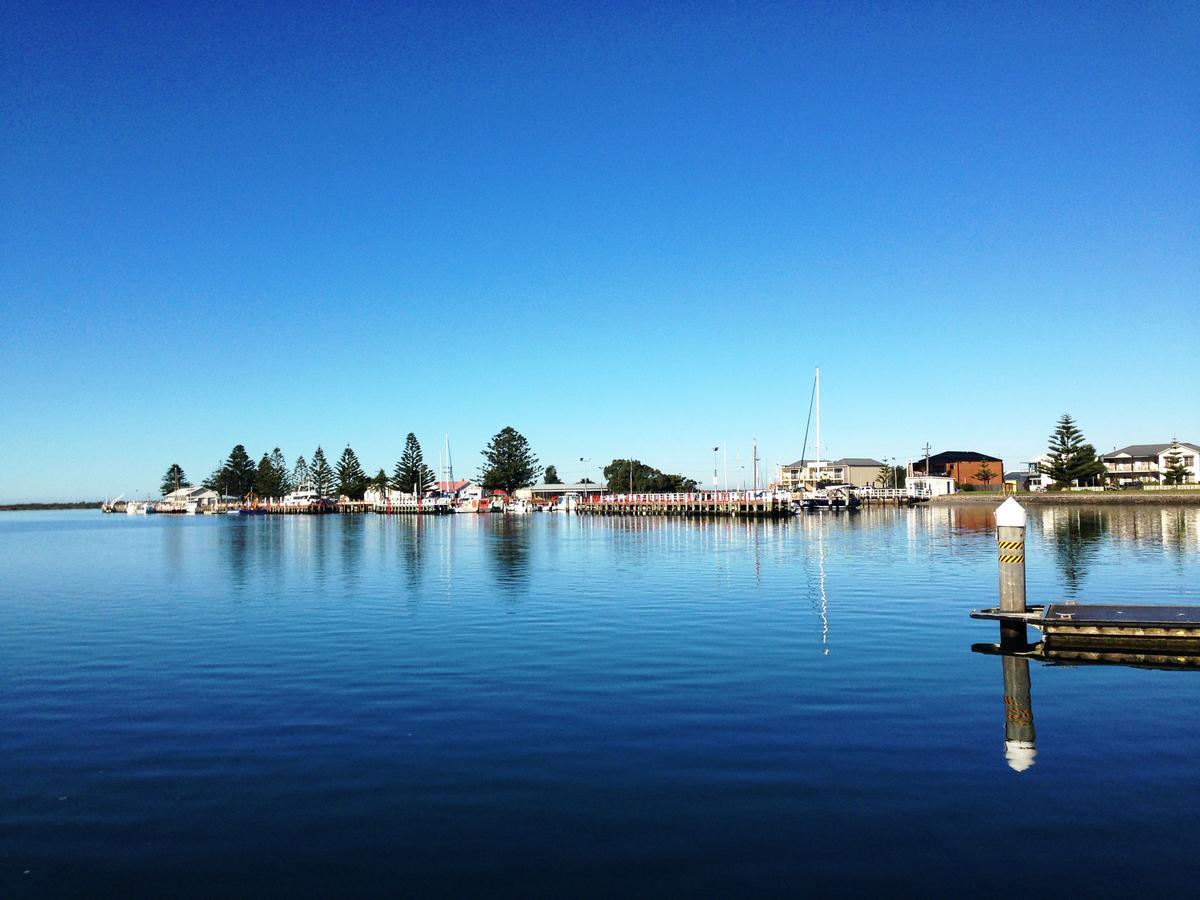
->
xmin=434 ymin=480 xmax=471 ymax=492
xmin=926 ymin=451 xmax=1002 ymax=464
xmin=162 ymin=486 xmax=218 ymax=500
xmin=783 ymin=457 xmax=884 ymax=468
xmin=1104 ymin=442 xmax=1200 ymax=460
xmin=833 ymin=457 xmax=884 ymax=467
xmin=526 ymin=482 xmax=609 ymax=494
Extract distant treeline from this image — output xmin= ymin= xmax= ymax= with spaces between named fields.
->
xmin=159 ymin=427 xmax=699 ymax=501
xmin=0 ymin=502 xmax=102 ymax=511
xmin=161 ymin=427 xmax=545 ymax=500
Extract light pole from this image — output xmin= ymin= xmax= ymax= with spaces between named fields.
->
xmin=579 ymin=457 xmax=591 ymax=485
xmin=712 ymin=446 xmax=719 ymax=493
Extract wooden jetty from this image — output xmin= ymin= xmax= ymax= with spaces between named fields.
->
xmin=372 ymin=497 xmax=453 ymax=515
xmin=577 ymin=491 xmax=792 ymax=519
xmin=974 ymin=497 xmax=1200 ymax=649
xmin=972 ymin=604 xmax=1200 ymax=647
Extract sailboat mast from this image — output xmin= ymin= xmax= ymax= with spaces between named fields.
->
xmin=814 ymin=367 xmax=821 ymax=468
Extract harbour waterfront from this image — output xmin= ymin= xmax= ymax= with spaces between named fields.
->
xmin=2 ymin=506 xmax=1199 ymax=896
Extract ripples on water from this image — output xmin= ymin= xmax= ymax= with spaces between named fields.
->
xmin=1 ymin=506 xmax=1198 ymax=896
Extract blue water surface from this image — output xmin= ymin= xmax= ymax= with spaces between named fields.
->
xmin=1 ymin=506 xmax=1198 ymax=896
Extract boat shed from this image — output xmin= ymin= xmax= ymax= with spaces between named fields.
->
xmin=514 ymin=483 xmax=610 ymax=500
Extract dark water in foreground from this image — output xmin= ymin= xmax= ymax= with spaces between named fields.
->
xmin=1 ymin=506 xmax=1199 ymax=896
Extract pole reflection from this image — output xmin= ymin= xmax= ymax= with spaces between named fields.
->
xmin=974 ymin=639 xmax=1200 ymax=772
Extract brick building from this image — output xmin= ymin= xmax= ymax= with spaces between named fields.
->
xmin=910 ymin=451 xmax=1004 ymax=488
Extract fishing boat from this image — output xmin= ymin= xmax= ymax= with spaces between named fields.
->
xmin=505 ymin=497 xmax=532 ymax=514
xmin=971 ymin=603 xmax=1200 ymax=647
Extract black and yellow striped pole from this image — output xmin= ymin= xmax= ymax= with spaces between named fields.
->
xmin=995 ymin=497 xmax=1028 ymax=645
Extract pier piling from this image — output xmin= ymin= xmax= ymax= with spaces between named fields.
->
xmin=995 ymin=497 xmax=1028 ymax=645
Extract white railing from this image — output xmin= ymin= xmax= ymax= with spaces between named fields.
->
xmin=583 ymin=491 xmax=785 ymax=504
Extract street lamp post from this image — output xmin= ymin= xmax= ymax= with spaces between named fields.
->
xmin=579 ymin=457 xmax=591 ymax=485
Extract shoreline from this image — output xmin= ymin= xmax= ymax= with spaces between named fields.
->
xmin=931 ymin=492 xmax=1200 ymax=506
xmin=0 ymin=502 xmax=103 ymax=512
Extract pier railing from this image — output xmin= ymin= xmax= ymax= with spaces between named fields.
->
xmin=577 ymin=491 xmax=792 ymax=518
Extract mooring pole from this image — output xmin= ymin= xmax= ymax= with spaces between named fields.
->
xmin=1001 ymin=655 xmax=1037 ymax=773
xmin=994 ymin=497 xmax=1028 ymax=646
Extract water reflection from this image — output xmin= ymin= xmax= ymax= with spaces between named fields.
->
xmin=339 ymin=515 xmax=365 ymax=589
xmin=974 ymin=639 xmax=1200 ymax=772
xmin=398 ymin=515 xmax=428 ymax=590
xmin=1038 ymin=507 xmax=1107 ymax=598
xmin=487 ymin=515 xmax=531 ymax=589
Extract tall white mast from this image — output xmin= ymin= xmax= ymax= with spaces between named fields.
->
xmin=814 ymin=367 xmax=822 ymax=469
xmin=445 ymin=433 xmax=454 ymax=486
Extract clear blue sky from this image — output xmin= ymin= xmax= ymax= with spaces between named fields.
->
xmin=2 ymin=1 xmax=1196 ymax=501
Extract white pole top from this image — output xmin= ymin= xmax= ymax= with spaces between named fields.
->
xmin=994 ymin=496 xmax=1027 ymax=529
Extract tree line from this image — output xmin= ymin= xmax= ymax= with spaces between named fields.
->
xmin=160 ymin=432 xmax=443 ymax=500
xmin=159 ymin=427 xmax=547 ymax=500
xmin=161 ymin=426 xmax=703 ymax=502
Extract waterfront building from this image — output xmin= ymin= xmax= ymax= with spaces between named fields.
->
xmin=909 ymin=451 xmax=1004 ymax=488
xmin=779 ymin=457 xmax=884 ymax=490
xmin=1021 ymin=453 xmax=1053 ymax=492
xmin=513 ymin=482 xmax=610 ymax=501
xmin=157 ymin=485 xmax=220 ymax=513
xmin=907 ymin=475 xmax=957 ymax=497
xmin=433 ymin=480 xmax=482 ymax=501
xmin=1102 ymin=442 xmax=1199 ymax=485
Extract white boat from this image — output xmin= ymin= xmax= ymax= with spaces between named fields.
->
xmin=802 ymin=483 xmax=859 ymax=511
xmin=506 ymin=498 xmax=532 ymax=514
xmin=281 ymin=488 xmax=320 ymax=508
xmin=549 ymin=492 xmax=579 ymax=513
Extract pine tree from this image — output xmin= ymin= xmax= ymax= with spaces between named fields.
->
xmin=220 ymin=444 xmax=257 ymax=498
xmin=1041 ymin=414 xmax=1106 ymax=489
xmin=292 ymin=455 xmax=311 ymax=491
xmin=254 ymin=453 xmax=288 ymax=499
xmin=202 ymin=461 xmax=225 ymax=494
xmin=1163 ymin=445 xmax=1190 ymax=486
xmin=480 ymin=427 xmax=542 ymax=495
xmin=336 ymin=445 xmax=368 ymax=499
xmin=391 ymin=433 xmax=435 ymax=494
xmin=310 ymin=447 xmax=335 ymax=498
xmin=369 ymin=468 xmax=389 ymax=493
xmin=544 ymin=465 xmax=563 ymax=484
xmin=160 ymin=463 xmax=191 ymax=496
xmin=270 ymin=448 xmax=291 ymax=494
xmin=975 ymin=463 xmax=996 ymax=487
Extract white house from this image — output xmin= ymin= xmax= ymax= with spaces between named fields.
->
xmin=1023 ymin=453 xmax=1054 ymax=492
xmin=907 ymin=475 xmax=956 ymax=497
xmin=1103 ymin=442 xmax=1199 ymax=485
xmin=158 ymin=485 xmax=220 ymax=513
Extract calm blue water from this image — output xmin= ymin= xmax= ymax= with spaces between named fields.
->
xmin=2 ymin=506 xmax=1198 ymax=896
